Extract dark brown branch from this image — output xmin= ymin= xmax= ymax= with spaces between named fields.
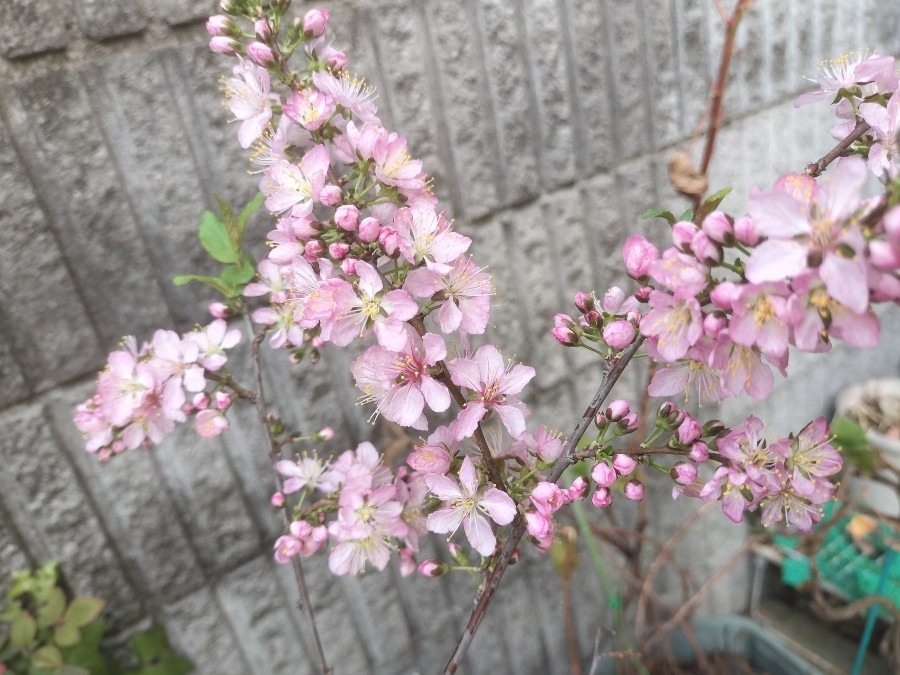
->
xmin=691 ymin=0 xmax=755 ymax=212
xmin=442 ymin=336 xmax=645 ymax=674
xmin=205 ymin=371 xmax=257 ymax=402
xmin=805 ymin=120 xmax=872 ymax=178
xmin=248 ymin=325 xmax=333 ymax=675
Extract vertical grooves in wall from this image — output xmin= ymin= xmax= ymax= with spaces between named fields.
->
xmin=556 ymin=0 xmax=589 ymax=174
xmin=635 ymin=0 xmax=658 ymax=152
xmin=468 ymin=0 xmax=508 ymax=203
xmin=668 ymin=0 xmax=688 ymax=136
xmin=361 ymin=7 xmax=397 ymax=133
xmin=597 ymin=0 xmax=624 ymax=158
xmin=512 ymin=0 xmax=548 ymax=185
xmin=419 ymin=0 xmax=466 ymax=220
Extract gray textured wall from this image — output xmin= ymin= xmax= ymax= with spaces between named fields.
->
xmin=1 ymin=1 xmax=899 ymax=673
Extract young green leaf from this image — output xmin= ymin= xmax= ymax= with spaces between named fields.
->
xmin=64 ymin=597 xmax=106 ymax=628
xmin=677 ymin=208 xmax=694 ymax=222
xmin=198 ymin=211 xmax=240 ymax=264
xmin=697 ymin=186 xmax=733 ymax=221
xmin=172 ymin=274 xmax=235 ymax=297
xmin=54 ymin=622 xmax=82 ymax=648
xmin=32 ymin=644 xmax=64 ymax=670
xmin=10 ymin=612 xmax=36 ymax=647
xmin=37 ymin=587 xmax=66 ymax=627
xmin=59 ymin=619 xmax=109 ymax=675
xmin=220 ymin=259 xmax=257 ymax=287
xmin=127 ymin=624 xmax=194 ymax=675
xmin=641 ymin=208 xmax=676 ymax=225
xmin=237 ymin=192 xmax=265 ymax=239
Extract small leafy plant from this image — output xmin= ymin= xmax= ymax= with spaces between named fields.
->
xmin=0 ymin=563 xmax=191 ymax=675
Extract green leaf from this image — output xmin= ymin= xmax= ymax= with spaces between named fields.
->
xmin=64 ymin=598 xmax=105 ymax=628
xmin=641 ymin=208 xmax=675 ymax=225
xmin=172 ymin=274 xmax=234 ymax=297
xmin=237 ymin=192 xmax=265 ymax=239
xmin=198 ymin=211 xmax=239 ymax=264
xmin=220 ymin=254 xmax=257 ymax=288
xmin=59 ymin=620 xmax=109 ymax=675
xmin=126 ymin=624 xmax=193 ymax=675
xmin=10 ymin=613 xmax=36 ymax=648
xmin=57 ymin=666 xmax=91 ymax=675
xmin=54 ymin=622 xmax=81 ymax=648
xmin=213 ymin=195 xmax=241 ymax=254
xmin=37 ymin=587 xmax=66 ymax=627
xmin=831 ymin=417 xmax=877 ymax=474
xmin=677 ymin=208 xmax=694 ymax=222
xmin=697 ymin=186 xmax=733 ymax=221
xmin=32 ymin=644 xmax=64 ymax=670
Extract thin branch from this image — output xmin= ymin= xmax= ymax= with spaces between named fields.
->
xmin=804 ymin=120 xmax=872 ymax=178
xmin=442 ymin=337 xmax=646 ymax=674
xmin=691 ymin=0 xmax=754 ymax=212
xmin=205 ymin=371 xmax=258 ymax=402
xmin=248 ymin=325 xmax=333 ymax=675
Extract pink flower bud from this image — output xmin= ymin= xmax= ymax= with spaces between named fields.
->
xmin=623 ymin=235 xmax=660 ymax=278
xmin=617 ymin=412 xmax=640 ymax=433
xmin=254 ymin=19 xmax=272 ymax=38
xmin=710 ymin=281 xmax=740 ymax=310
xmin=592 ymin=487 xmax=612 ymax=508
xmin=408 ymin=444 xmax=451 ymax=475
xmin=672 ymin=221 xmax=698 ymax=251
xmin=209 ymin=36 xmax=239 ymax=54
xmin=447 ymin=542 xmax=464 ymax=561
xmin=247 ymin=41 xmax=275 ymax=66
xmin=319 ymin=427 xmax=334 ymax=441
xmin=398 ymin=549 xmax=417 ymax=577
xmin=551 ymin=325 xmax=578 ymax=346
xmin=594 ymin=412 xmax=608 ymax=429
xmin=634 ymin=286 xmax=652 ymax=303
xmin=733 ymin=216 xmax=759 ymax=246
xmin=192 ymin=392 xmax=210 ymax=409
xmin=319 ymin=184 xmax=343 ymax=207
xmin=358 ymin=217 xmax=381 ymax=243
xmin=671 ymin=462 xmax=698 ymax=486
xmin=271 ymin=491 xmax=285 ymax=507
xmin=575 ymin=291 xmax=594 ymax=313
xmin=603 ymin=320 xmax=636 ymax=349
xmin=703 ymin=420 xmax=726 ymax=437
xmin=690 ymin=231 xmax=722 ymax=264
xmin=340 ymin=258 xmax=357 ymax=276
xmin=869 ymin=240 xmax=900 ymax=270
xmin=612 ymin=454 xmax=636 ymax=476
xmin=418 ymin=559 xmax=449 ymax=577
xmin=606 ymin=399 xmax=630 ymax=421
xmin=702 ymin=212 xmax=734 ymax=244
xmin=583 ymin=310 xmax=603 ymax=327
xmin=624 ymin=479 xmax=645 ymax=501
xmin=303 ymin=9 xmax=330 ymax=37
xmin=526 ymin=511 xmax=553 ymax=539
xmin=626 ymin=309 xmax=641 ymax=324
xmin=209 ymin=301 xmax=230 ymax=319
xmin=273 ymin=535 xmax=301 ymax=564
xmin=206 ymin=15 xmax=232 ymax=36
xmin=567 ymin=477 xmax=588 ymax=502
xmin=676 ymin=416 xmax=702 ymax=445
xmin=304 ymin=239 xmax=324 ymax=259
xmin=591 ymin=461 xmax=617 ymax=488
xmin=602 ymin=286 xmax=626 ymax=312
xmin=703 ymin=312 xmax=727 ymax=337
xmin=378 ymin=226 xmax=399 ymax=255
xmin=215 ymin=391 xmax=233 ymax=410
xmin=312 ymin=336 xmax=324 ymax=349
xmin=689 ymin=441 xmax=710 ymax=463
xmin=195 ymin=409 xmax=229 ymax=438
xmin=334 ymin=204 xmax=359 ymax=231
xmin=328 ymin=242 xmax=350 ymax=259
xmin=327 ymin=51 xmax=348 ymax=71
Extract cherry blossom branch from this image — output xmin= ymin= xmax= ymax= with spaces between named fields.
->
xmin=691 ymin=0 xmax=754 ymax=211
xmin=804 ymin=120 xmax=872 ymax=177
xmin=247 ymin=324 xmax=333 ymax=675
xmin=205 ymin=371 xmax=258 ymax=401
xmin=442 ymin=336 xmax=645 ymax=674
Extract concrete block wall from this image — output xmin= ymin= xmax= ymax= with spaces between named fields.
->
xmin=1 ymin=1 xmax=898 ymax=673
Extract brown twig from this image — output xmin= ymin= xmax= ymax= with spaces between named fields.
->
xmin=804 ymin=120 xmax=872 ymax=177
xmin=442 ymin=337 xmax=646 ymax=674
xmin=691 ymin=0 xmax=754 ymax=212
xmin=205 ymin=371 xmax=258 ymax=401
xmin=247 ymin=324 xmax=333 ymax=675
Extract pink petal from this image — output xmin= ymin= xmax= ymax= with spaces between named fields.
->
xmin=458 ymin=456 xmax=478 ymax=496
xmin=424 ymin=474 xmax=462 ymax=501
xmin=463 ymin=512 xmax=497 ymax=557
xmin=426 ymin=507 xmax=466 ymax=534
xmin=479 ymin=488 xmax=516 ymax=525
xmin=421 ymin=378 xmax=451 ymax=413
xmin=495 ymin=402 xmax=527 ymax=439
xmin=748 ymin=190 xmax=810 ymax=238
xmin=385 ymin=383 xmax=424 ymax=427
xmin=452 ymin=401 xmax=486 ymax=440
xmin=499 ymin=364 xmax=536 ymax=396
xmin=437 ymin=300 xmax=463 ymax=333
xmin=446 ymin=358 xmax=481 ymax=391
xmin=821 ymin=253 xmax=869 ymax=314
xmin=383 ymin=290 xmax=418 ymax=321
xmin=745 ymin=239 xmax=808 ymax=283
xmin=422 ymin=333 xmax=447 ymax=362
xmin=404 ymin=268 xmax=443 ymax=297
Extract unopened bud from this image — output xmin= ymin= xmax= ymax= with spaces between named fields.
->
xmin=575 ymin=291 xmax=594 ymax=313
xmin=606 ymin=399 xmax=630 ymax=421
xmin=378 ymin=226 xmax=399 ymax=255
xmin=271 ymin=491 xmax=285 ymax=507
xmin=192 ymin=392 xmax=210 ymax=409
xmin=634 ymin=286 xmax=653 ymax=303
xmin=617 ymin=412 xmax=640 ymax=434
xmin=418 ymin=560 xmax=449 ymax=577
xmin=689 ymin=441 xmax=709 ymax=463
xmin=594 ymin=412 xmax=608 ymax=429
xmin=702 ymin=212 xmax=734 ymax=245
xmin=624 ymin=479 xmax=645 ymax=501
xmin=702 ymin=420 xmax=727 ymax=437
xmin=551 ymin=325 xmax=578 ymax=346
xmin=206 ymin=15 xmax=233 ymax=36
xmin=622 ymin=235 xmax=659 ymax=279
xmin=603 ymin=320 xmax=636 ymax=349
xmin=335 ymin=204 xmax=359 ymax=231
xmin=209 ymin=301 xmax=230 ymax=319
xmin=612 ymin=454 xmax=636 ymax=477
xmin=733 ymin=216 xmax=759 ymax=246
xmin=247 ymin=41 xmax=275 ymax=66
xmin=340 ymin=257 xmax=357 ymax=276
xmin=318 ymin=427 xmax=334 ymax=441
xmin=319 ymin=184 xmax=343 ymax=207
xmin=215 ymin=391 xmax=233 ymax=410
xmin=209 ymin=36 xmax=240 ymax=54
xmin=670 ymin=462 xmax=698 ymax=486
xmin=672 ymin=221 xmax=697 ymax=252
xmin=676 ymin=416 xmax=702 ymax=445
xmin=327 ymin=51 xmax=348 ymax=71
xmin=303 ymin=9 xmax=330 ymax=37
xmin=703 ymin=311 xmax=727 ymax=337
xmin=358 ymin=217 xmax=381 ymax=243
xmin=591 ymin=461 xmax=617 ymax=488
xmin=691 ymin=231 xmax=722 ymax=265
xmin=592 ymin=487 xmax=613 ymax=508
xmin=254 ymin=19 xmax=272 ymax=38
xmin=304 ymin=239 xmax=324 ymax=259
xmin=328 ymin=242 xmax=350 ymax=259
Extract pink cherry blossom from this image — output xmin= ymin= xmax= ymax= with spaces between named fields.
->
xmin=425 ymin=456 xmax=516 ymax=557
xmin=446 ymin=345 xmax=535 ymax=440
xmin=283 ymin=88 xmax=335 ymax=132
xmin=225 ymin=58 xmax=279 ymax=149
xmin=260 ymin=144 xmax=330 ymax=217
xmin=640 ymin=291 xmax=703 ymax=362
xmin=392 ymin=203 xmax=471 ymax=271
xmin=860 ymin=88 xmax=900 ymax=179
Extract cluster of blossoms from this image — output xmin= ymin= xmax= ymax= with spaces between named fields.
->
xmin=74 ymin=321 xmax=242 ymax=459
xmin=75 ymin=4 xmax=896 ymax=588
